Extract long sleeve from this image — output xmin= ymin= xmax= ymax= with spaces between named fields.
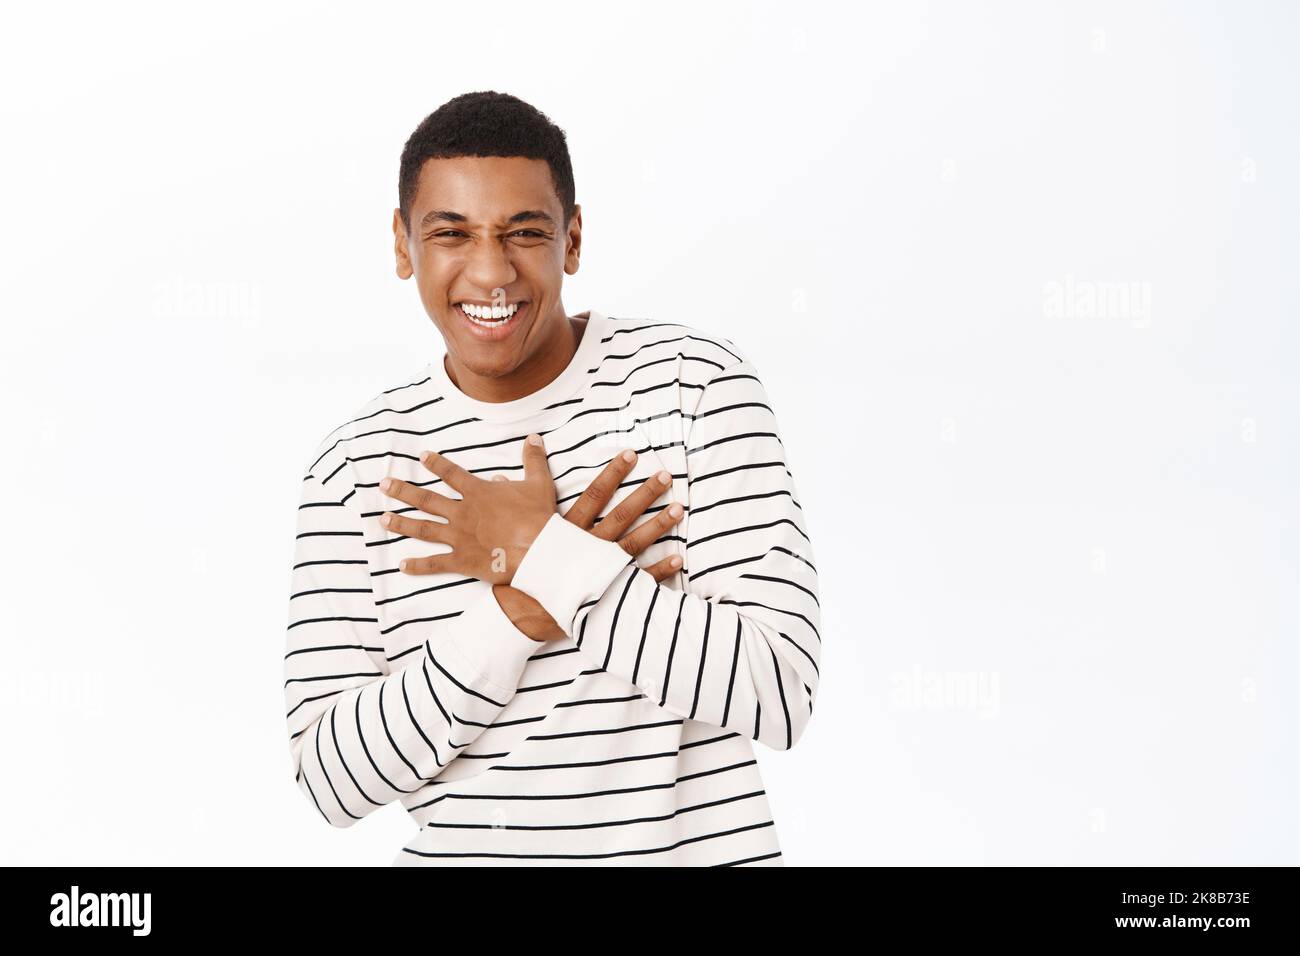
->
xmin=510 ymin=356 xmax=822 ymax=751
xmin=284 ymin=469 xmax=540 ymax=828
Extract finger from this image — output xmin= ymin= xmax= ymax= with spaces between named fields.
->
xmin=398 ymin=552 xmax=455 ymax=575
xmin=492 ymin=474 xmax=509 ymax=482
xmin=379 ymin=476 xmax=457 ymax=519
xmin=521 ymin=433 xmax=554 ymax=490
xmin=616 ymin=501 xmax=684 ymax=556
xmin=380 ymin=511 xmax=453 ymax=545
xmin=641 ymin=553 xmax=684 ymax=583
xmin=591 ymin=469 xmax=674 ymax=541
xmin=420 ymin=449 xmax=478 ymax=493
xmin=563 ymin=448 xmax=638 ymax=529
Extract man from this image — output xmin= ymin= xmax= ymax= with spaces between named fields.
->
xmin=284 ymin=91 xmax=821 ymax=866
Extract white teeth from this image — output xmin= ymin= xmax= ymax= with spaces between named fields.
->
xmin=459 ymin=301 xmax=521 ymax=324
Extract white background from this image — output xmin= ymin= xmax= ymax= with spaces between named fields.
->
xmin=1 ymin=1 xmax=1295 ymax=865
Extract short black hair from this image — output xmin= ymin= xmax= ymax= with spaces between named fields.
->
xmin=397 ymin=90 xmax=576 ymax=235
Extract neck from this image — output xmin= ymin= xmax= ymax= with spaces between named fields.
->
xmin=444 ymin=310 xmax=587 ymax=404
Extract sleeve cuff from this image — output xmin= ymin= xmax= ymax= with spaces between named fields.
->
xmin=511 ymin=512 xmax=634 ymax=631
xmin=430 ymin=586 xmax=540 ymax=696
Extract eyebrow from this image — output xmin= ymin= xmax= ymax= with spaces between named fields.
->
xmin=420 ymin=209 xmax=557 ymax=229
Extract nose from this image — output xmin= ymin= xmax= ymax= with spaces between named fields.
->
xmin=462 ymin=235 xmax=519 ymax=295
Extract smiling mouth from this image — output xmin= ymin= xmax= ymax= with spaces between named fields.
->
xmin=455 ymin=300 xmax=524 ymax=327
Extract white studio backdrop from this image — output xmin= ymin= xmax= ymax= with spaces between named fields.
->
xmin=0 ymin=0 xmax=1295 ymax=865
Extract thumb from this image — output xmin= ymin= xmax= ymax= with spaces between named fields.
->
xmin=522 ymin=433 xmax=554 ymax=491
xmin=491 ymin=474 xmax=509 ymax=482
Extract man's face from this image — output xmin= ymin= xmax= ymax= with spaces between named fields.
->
xmin=393 ymin=155 xmax=581 ymax=380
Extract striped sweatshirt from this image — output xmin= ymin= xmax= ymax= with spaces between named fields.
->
xmin=284 ymin=309 xmax=822 ymax=865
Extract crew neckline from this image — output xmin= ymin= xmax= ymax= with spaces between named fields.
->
xmin=425 ymin=309 xmax=610 ymax=422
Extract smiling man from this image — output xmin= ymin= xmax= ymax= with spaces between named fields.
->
xmin=284 ymin=91 xmax=822 ymax=866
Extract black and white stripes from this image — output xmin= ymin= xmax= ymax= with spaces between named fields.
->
xmin=286 ymin=476 xmax=541 ymax=827
xmin=284 ymin=311 xmax=821 ymax=865
xmin=560 ymin=358 xmax=821 ymax=753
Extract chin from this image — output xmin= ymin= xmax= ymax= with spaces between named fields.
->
xmin=454 ymin=345 xmax=519 ymax=377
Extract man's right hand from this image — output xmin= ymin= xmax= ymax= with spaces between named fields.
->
xmin=492 ymin=448 xmax=683 ymax=641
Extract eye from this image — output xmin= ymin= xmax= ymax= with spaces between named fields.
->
xmin=508 ymin=230 xmax=548 ymax=239
xmin=430 ymin=230 xmax=467 ymax=239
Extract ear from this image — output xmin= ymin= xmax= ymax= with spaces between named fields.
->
xmin=563 ymin=203 xmax=582 ymax=276
xmin=393 ymin=208 xmax=413 ymax=280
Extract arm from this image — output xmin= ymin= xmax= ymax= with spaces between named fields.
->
xmin=510 ymin=356 xmax=821 ymax=750
xmin=284 ymin=469 xmax=539 ymax=828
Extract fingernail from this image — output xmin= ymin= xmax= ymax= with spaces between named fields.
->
xmin=527 ymin=433 xmax=543 ymax=446
xmin=399 ymin=559 xmax=408 ymax=571
xmin=380 ymin=513 xmax=392 ymax=527
xmin=669 ymin=503 xmax=683 ymax=518
xmin=380 ymin=477 xmax=392 ymax=492
xmin=621 ymin=449 xmax=636 ymax=463
xmin=658 ymin=470 xmax=671 ymax=485
xmin=670 ymin=555 xmax=682 ymax=568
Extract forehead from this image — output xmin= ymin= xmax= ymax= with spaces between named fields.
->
xmin=413 ymin=155 xmax=559 ymax=221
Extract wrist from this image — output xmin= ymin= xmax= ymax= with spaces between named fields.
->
xmin=492 ymin=583 xmax=564 ymax=642
xmin=510 ymin=513 xmax=635 ymax=634
xmin=506 ymin=510 xmax=557 ymax=579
